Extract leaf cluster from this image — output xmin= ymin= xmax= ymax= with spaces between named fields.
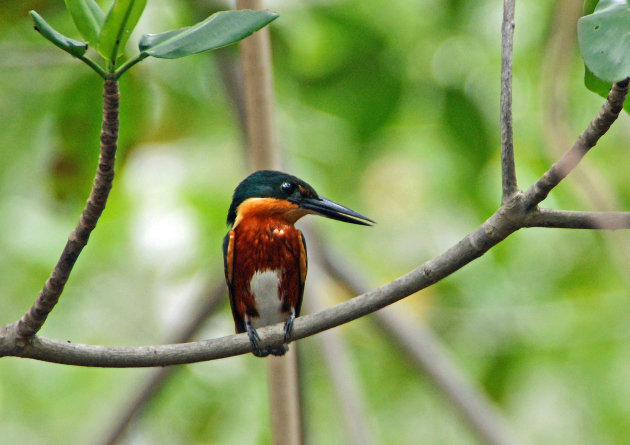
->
xmin=31 ymin=0 xmax=278 ymax=79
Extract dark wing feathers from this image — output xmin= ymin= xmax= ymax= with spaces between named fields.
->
xmin=296 ymin=231 xmax=308 ymax=318
xmin=223 ymin=231 xmax=245 ymax=333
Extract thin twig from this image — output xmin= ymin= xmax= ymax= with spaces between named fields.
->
xmin=523 ymin=78 xmax=629 ymax=207
xmin=16 ymin=80 xmax=120 ymax=338
xmin=99 ymin=281 xmax=226 ymax=445
xmin=316 ymin=233 xmax=518 ymax=445
xmin=501 ymin=0 xmax=518 ymax=202
xmin=523 ymin=209 xmax=630 ymax=230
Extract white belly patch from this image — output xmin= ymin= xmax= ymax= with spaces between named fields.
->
xmin=249 ymin=269 xmax=284 ymax=328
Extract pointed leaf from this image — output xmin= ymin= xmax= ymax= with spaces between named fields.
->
xmin=64 ymin=0 xmax=105 ymax=47
xmin=98 ymin=0 xmax=147 ymax=64
xmin=30 ymin=10 xmax=88 ymax=57
xmin=578 ymin=0 xmax=630 ymax=82
xmin=138 ymin=10 xmax=278 ymax=59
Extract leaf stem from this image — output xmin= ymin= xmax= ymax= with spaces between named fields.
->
xmin=113 ymin=53 xmax=147 ymax=80
xmin=78 ymin=54 xmax=108 ymax=79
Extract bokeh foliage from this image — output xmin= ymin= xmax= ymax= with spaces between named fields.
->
xmin=1 ymin=0 xmax=630 ymax=444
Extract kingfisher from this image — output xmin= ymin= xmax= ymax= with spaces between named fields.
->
xmin=223 ymin=170 xmax=373 ymax=357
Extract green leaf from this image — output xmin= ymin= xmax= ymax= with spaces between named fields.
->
xmin=578 ymin=0 xmax=630 ymax=82
xmin=583 ymin=64 xmax=630 ymax=115
xmin=584 ymin=0 xmax=600 ymax=15
xmin=585 ymin=64 xmax=612 ymax=97
xmin=64 ymin=0 xmax=105 ymax=47
xmin=138 ymin=10 xmax=278 ymax=59
xmin=98 ymin=0 xmax=147 ymax=67
xmin=30 ymin=10 xmax=88 ymax=58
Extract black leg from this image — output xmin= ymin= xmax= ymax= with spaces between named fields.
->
xmin=283 ymin=308 xmax=296 ymax=343
xmin=246 ymin=320 xmax=268 ymax=357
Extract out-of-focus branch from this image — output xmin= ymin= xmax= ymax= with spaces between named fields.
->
xmin=315 ymin=232 xmax=519 ymax=445
xmin=236 ymin=0 xmax=280 ymax=171
xmin=215 ymin=48 xmax=248 ymax=140
xmin=234 ymin=1 xmax=300 ymax=444
xmin=302 ymin=232 xmax=375 ymax=445
xmin=266 ymin=350 xmax=301 ymax=445
xmin=98 ymin=280 xmax=226 ymax=445
xmin=16 ymin=80 xmax=120 ymax=338
xmin=500 ymin=0 xmax=518 ymax=202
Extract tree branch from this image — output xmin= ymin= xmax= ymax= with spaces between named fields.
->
xmin=523 ymin=208 xmax=630 ymax=230
xmin=500 ymin=0 xmax=518 ymax=202
xmin=523 ymin=78 xmax=629 ymax=207
xmin=0 ymin=208 xmax=520 ymax=367
xmin=16 ymin=80 xmax=120 ymax=338
xmin=302 ymin=237 xmax=375 ymax=445
xmin=237 ymin=0 xmax=280 ymax=171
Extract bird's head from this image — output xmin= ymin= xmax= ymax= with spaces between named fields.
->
xmin=227 ymin=170 xmax=374 ymax=228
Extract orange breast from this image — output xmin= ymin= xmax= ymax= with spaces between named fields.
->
xmin=231 ymin=217 xmax=304 ymax=321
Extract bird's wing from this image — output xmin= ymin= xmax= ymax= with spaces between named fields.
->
xmin=295 ymin=230 xmax=308 ymax=318
xmin=223 ymin=230 xmax=245 ymax=333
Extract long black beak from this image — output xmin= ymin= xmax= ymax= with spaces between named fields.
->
xmin=298 ymin=196 xmax=375 ymax=226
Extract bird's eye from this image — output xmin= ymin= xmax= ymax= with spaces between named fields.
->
xmin=280 ymin=182 xmax=295 ymax=194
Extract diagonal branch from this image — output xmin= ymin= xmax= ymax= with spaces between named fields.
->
xmin=523 ymin=208 xmax=630 ymax=230
xmin=302 ymin=233 xmax=375 ymax=445
xmin=523 ymin=78 xmax=629 ymax=207
xmin=500 ymin=0 xmax=518 ymax=202
xmin=16 ymin=80 xmax=120 ymax=338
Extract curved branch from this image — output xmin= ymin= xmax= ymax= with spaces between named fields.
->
xmin=501 ymin=0 xmax=518 ymax=202
xmin=523 ymin=78 xmax=629 ymax=207
xmin=16 ymin=80 xmax=120 ymax=338
xmin=0 ymin=209 xmax=520 ymax=367
xmin=523 ymin=208 xmax=630 ymax=230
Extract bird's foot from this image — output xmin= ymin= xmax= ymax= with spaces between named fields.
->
xmin=245 ymin=322 xmax=268 ymax=357
xmin=283 ymin=309 xmax=296 ymax=344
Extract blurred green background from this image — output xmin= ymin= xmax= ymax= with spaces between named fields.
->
xmin=2 ymin=0 xmax=630 ymax=444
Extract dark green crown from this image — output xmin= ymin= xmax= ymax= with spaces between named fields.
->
xmin=227 ymin=170 xmax=318 ymax=226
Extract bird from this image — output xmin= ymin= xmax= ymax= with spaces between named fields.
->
xmin=223 ymin=170 xmax=374 ymax=357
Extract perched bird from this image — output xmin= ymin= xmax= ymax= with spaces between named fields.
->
xmin=223 ymin=170 xmax=373 ymax=357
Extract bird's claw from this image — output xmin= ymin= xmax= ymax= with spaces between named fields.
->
xmin=246 ymin=322 xmax=268 ymax=357
xmin=245 ymin=313 xmax=294 ymax=357
xmin=283 ymin=310 xmax=296 ymax=344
